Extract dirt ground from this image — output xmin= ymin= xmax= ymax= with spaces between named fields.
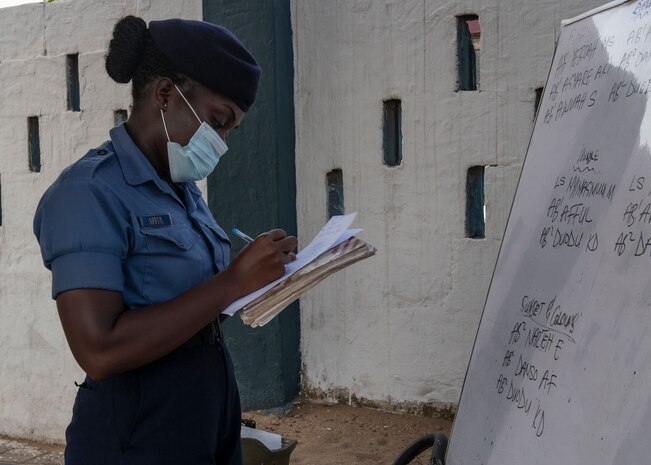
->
xmin=246 ymin=401 xmax=452 ymax=465
xmin=0 ymin=401 xmax=452 ymax=465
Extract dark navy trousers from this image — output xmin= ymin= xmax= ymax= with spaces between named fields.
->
xmin=64 ymin=339 xmax=242 ymax=465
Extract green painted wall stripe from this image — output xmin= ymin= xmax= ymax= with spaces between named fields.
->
xmin=272 ymin=0 xmax=300 ymax=403
xmin=203 ymin=0 xmax=300 ymax=410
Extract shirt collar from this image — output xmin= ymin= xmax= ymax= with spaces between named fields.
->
xmin=110 ymin=123 xmax=163 ymax=187
xmin=109 ymin=124 xmax=204 ymax=207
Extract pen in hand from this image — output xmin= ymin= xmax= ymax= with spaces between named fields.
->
xmin=233 ymin=228 xmax=296 ymax=262
xmin=232 ymin=227 xmax=298 ymax=263
xmin=232 ymin=227 xmax=254 ymax=243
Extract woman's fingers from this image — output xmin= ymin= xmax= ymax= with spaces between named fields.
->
xmin=279 ymin=251 xmax=299 ymax=265
xmin=232 ymin=230 xmax=297 ymax=281
xmin=263 ymin=229 xmax=287 ymax=241
xmin=275 ymin=236 xmax=298 ymax=254
xmin=257 ymin=230 xmax=297 ymax=256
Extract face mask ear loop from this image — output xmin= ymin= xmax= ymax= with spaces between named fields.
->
xmin=160 ymin=109 xmax=172 ymax=142
xmin=174 ymin=84 xmax=202 ymax=125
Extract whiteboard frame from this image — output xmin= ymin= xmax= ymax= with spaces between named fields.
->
xmin=447 ymin=0 xmax=642 ymax=459
xmin=561 ymin=0 xmax=631 ymax=26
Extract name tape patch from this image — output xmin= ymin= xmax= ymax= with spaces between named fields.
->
xmin=139 ymin=214 xmax=172 ymax=229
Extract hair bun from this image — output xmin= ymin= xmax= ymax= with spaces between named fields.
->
xmin=105 ymin=16 xmax=148 ymax=83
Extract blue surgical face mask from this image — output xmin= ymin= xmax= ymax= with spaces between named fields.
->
xmin=161 ymin=85 xmax=228 ymax=182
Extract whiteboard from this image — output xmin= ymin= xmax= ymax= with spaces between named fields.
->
xmin=447 ymin=1 xmax=651 ymax=464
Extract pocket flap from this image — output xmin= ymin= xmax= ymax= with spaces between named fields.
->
xmin=205 ymin=222 xmax=232 ymax=244
xmin=140 ymin=225 xmax=200 ymax=250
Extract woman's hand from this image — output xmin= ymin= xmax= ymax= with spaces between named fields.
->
xmin=224 ymin=229 xmax=298 ymax=297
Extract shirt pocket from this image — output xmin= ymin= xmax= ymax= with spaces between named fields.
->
xmin=140 ymin=225 xmax=203 ymax=303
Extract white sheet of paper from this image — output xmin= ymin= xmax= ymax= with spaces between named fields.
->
xmin=241 ymin=426 xmax=283 ymax=451
xmin=222 ymin=213 xmax=358 ymax=316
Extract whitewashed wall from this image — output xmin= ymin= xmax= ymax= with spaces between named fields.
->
xmin=0 ymin=0 xmax=613 ymax=445
xmin=292 ymin=0 xmax=605 ymax=415
xmin=0 ymin=0 xmax=202 ymax=443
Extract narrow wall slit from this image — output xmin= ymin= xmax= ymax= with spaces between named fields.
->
xmin=466 ymin=166 xmax=485 ymax=238
xmin=327 ymin=169 xmax=344 ymax=219
xmin=66 ymin=53 xmax=80 ymax=112
xmin=28 ymin=116 xmax=41 ymax=173
xmin=534 ymin=87 xmax=544 ymax=119
xmin=383 ymin=99 xmax=402 ymax=167
xmin=457 ymin=15 xmax=480 ymax=91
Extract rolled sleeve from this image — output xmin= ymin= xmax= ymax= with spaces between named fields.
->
xmin=51 ymin=252 xmax=124 ymax=299
xmin=34 ymin=178 xmax=130 ymax=300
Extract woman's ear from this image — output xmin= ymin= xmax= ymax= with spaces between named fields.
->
xmin=154 ymin=78 xmax=175 ymax=112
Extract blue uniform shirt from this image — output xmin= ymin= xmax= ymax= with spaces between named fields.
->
xmin=34 ymin=123 xmax=231 ymax=307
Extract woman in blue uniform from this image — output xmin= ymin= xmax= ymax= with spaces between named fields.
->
xmin=33 ymin=16 xmax=296 ymax=465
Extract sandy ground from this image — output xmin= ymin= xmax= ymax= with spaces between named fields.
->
xmin=0 ymin=401 xmax=452 ymax=465
xmin=246 ymin=401 xmax=452 ymax=465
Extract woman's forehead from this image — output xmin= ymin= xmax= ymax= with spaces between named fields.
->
xmin=194 ymin=84 xmax=245 ymax=123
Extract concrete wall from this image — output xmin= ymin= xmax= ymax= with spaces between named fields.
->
xmin=0 ymin=0 xmax=202 ymax=443
xmin=292 ymin=0 xmax=604 ymax=415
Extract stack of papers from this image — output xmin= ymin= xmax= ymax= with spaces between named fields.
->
xmin=222 ymin=213 xmax=376 ymax=327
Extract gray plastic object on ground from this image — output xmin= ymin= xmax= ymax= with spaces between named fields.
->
xmin=242 ymin=437 xmax=298 ymax=465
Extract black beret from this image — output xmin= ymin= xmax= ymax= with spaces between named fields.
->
xmin=149 ymin=18 xmax=261 ymax=112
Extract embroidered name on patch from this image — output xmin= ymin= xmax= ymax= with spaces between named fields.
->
xmin=139 ymin=214 xmax=172 ymax=229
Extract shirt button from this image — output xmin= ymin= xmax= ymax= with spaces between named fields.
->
xmin=97 ymin=149 xmax=108 ymax=155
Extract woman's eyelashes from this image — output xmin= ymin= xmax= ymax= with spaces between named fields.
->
xmin=209 ymin=117 xmax=225 ymax=131
xmin=210 ymin=110 xmax=235 ymax=130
